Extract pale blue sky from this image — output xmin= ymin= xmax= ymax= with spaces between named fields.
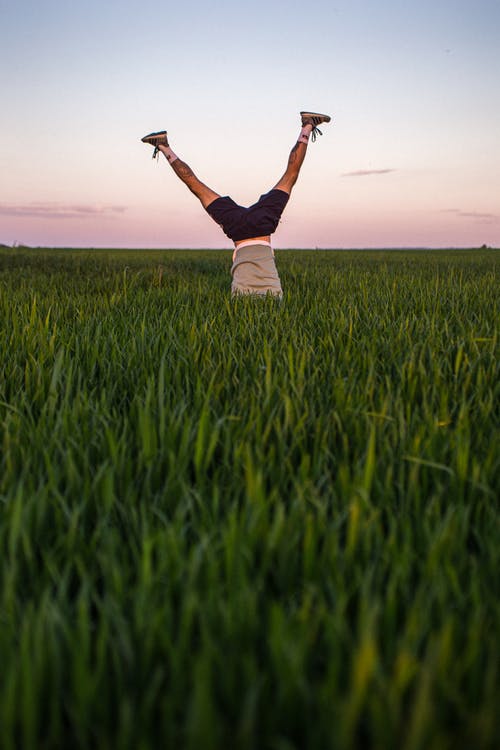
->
xmin=1 ymin=0 xmax=499 ymax=247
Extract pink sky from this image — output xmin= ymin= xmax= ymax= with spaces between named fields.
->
xmin=2 ymin=171 xmax=498 ymax=249
xmin=1 ymin=0 xmax=499 ymax=249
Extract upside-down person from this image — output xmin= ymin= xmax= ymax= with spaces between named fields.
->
xmin=141 ymin=111 xmax=331 ymax=298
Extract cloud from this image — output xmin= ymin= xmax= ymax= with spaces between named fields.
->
xmin=341 ymin=168 xmax=395 ymax=177
xmin=0 ymin=202 xmax=127 ymax=220
xmin=441 ymin=209 xmax=499 ymax=224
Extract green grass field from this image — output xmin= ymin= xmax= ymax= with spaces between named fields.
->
xmin=0 ymin=247 xmax=498 ymax=750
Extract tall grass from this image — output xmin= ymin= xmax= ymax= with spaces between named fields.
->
xmin=0 ymin=248 xmax=498 ymax=749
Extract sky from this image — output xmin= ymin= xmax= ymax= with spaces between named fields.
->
xmin=0 ymin=0 xmax=499 ymax=249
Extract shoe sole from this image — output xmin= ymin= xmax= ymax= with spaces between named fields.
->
xmin=300 ymin=112 xmax=331 ymax=123
xmin=141 ymin=130 xmax=167 ymax=143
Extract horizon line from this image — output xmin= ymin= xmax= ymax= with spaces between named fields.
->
xmin=2 ymin=244 xmax=498 ymax=252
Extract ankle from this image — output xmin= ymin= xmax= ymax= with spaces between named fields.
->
xmin=298 ymin=124 xmax=313 ymax=144
xmin=159 ymin=144 xmax=178 ymax=164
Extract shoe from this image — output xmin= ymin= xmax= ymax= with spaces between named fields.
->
xmin=141 ymin=130 xmax=168 ymax=160
xmin=300 ymin=111 xmax=331 ymax=141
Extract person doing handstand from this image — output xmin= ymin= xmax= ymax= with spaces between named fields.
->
xmin=141 ymin=111 xmax=331 ymax=298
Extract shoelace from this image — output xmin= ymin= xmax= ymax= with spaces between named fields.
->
xmin=311 ymin=126 xmax=323 ymax=142
xmin=152 ymin=145 xmax=160 ymax=160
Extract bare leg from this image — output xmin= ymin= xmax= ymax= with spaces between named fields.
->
xmin=158 ymin=145 xmax=220 ymax=209
xmin=272 ymin=125 xmax=312 ymax=194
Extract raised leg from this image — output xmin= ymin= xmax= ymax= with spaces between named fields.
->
xmin=158 ymin=145 xmax=220 ymax=209
xmin=272 ymin=124 xmax=313 ymax=195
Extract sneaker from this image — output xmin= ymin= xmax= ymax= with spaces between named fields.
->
xmin=300 ymin=111 xmax=331 ymax=141
xmin=141 ymin=130 xmax=168 ymax=160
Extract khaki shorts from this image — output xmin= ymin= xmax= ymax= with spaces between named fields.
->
xmin=231 ymin=244 xmax=283 ymax=298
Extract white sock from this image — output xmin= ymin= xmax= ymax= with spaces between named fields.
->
xmin=298 ymin=124 xmax=313 ymax=144
xmin=163 ymin=146 xmax=178 ymax=164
